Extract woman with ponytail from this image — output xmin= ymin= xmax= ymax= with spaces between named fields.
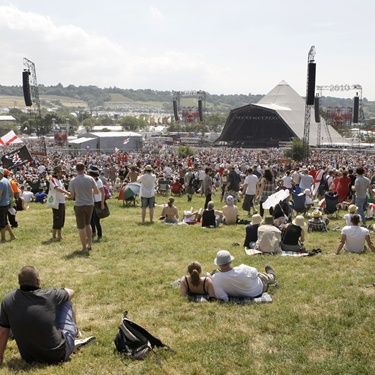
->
xmin=180 ymin=261 xmax=216 ymax=300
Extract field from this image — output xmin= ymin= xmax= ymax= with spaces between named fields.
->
xmin=0 ymin=194 xmax=374 ymax=374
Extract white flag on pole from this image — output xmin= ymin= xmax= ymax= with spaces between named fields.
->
xmin=0 ymin=130 xmax=23 ymax=146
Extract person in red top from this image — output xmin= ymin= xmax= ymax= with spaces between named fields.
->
xmin=336 ymin=170 xmax=351 ymax=203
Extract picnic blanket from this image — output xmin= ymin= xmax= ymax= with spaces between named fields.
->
xmin=281 ymin=251 xmax=309 ymax=257
xmin=188 ymin=292 xmax=273 ymax=304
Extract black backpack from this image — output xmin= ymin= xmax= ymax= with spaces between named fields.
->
xmin=114 ymin=312 xmax=174 ymax=360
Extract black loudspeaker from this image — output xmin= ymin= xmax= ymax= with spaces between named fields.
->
xmin=353 ymin=95 xmax=359 ymax=123
xmin=314 ymin=96 xmax=320 ymax=123
xmin=173 ymin=100 xmax=179 ymax=121
xmin=22 ymin=71 xmax=32 ymax=107
xmin=306 ymin=62 xmax=316 ymax=105
xmin=198 ymin=99 xmax=203 ymax=122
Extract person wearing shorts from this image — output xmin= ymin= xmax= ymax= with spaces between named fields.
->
xmin=0 ymin=167 xmax=15 ymax=242
xmin=0 ymin=266 xmax=95 ymax=365
xmin=138 ymin=165 xmax=156 ymax=224
xmin=69 ymin=163 xmax=99 ymax=252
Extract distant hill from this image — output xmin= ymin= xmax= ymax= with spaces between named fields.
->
xmin=1 ymin=84 xmax=375 ymax=118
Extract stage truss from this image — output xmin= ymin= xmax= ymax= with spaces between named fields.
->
xmin=172 ymin=90 xmax=206 ymax=123
xmin=23 ymin=57 xmax=41 ymax=118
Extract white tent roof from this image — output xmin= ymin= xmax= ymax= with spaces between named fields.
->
xmin=69 ymin=137 xmax=96 ymax=144
xmin=255 ymin=81 xmax=344 ymax=146
xmin=88 ymin=131 xmax=141 ymax=138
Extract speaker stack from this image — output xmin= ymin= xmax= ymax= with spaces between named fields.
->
xmin=314 ymin=95 xmax=320 ymax=123
xmin=306 ymin=62 xmax=316 ymax=105
xmin=173 ymin=100 xmax=179 ymax=121
xmin=353 ymin=94 xmax=359 ymax=123
xmin=22 ymin=70 xmax=32 ymax=107
xmin=198 ymin=99 xmax=203 ymax=122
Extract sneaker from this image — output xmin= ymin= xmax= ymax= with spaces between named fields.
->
xmin=74 ymin=336 xmax=96 ymax=351
xmin=265 ymin=265 xmax=276 ymax=278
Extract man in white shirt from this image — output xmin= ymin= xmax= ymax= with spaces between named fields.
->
xmin=242 ymin=168 xmax=258 ymax=215
xmin=211 ymin=250 xmax=276 ymax=301
xmin=336 ymin=214 xmax=375 ymax=254
xmin=281 ymin=170 xmax=293 ymax=190
xmin=137 ymin=165 xmax=156 ymax=224
xmin=299 ymin=169 xmax=313 ymax=192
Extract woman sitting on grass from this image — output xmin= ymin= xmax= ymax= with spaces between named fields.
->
xmin=280 ymin=215 xmax=306 ymax=252
xmin=180 ymin=262 xmax=216 ymax=301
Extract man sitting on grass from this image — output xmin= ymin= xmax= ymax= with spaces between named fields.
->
xmin=211 ymin=250 xmax=277 ymax=302
xmin=0 ymin=266 xmax=95 ymax=365
xmin=336 ymin=214 xmax=375 ymax=255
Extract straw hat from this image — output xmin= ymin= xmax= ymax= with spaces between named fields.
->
xmin=312 ymin=210 xmax=322 ymax=218
xmin=293 ymin=215 xmax=306 ymax=228
xmin=251 ymin=214 xmax=262 ymax=225
xmin=348 ymin=204 xmax=358 ymax=214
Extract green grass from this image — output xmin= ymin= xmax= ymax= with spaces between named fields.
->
xmin=0 ymin=195 xmax=375 ymax=374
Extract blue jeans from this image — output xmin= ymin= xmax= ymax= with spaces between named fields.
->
xmin=55 ymin=301 xmax=77 ymax=361
xmin=355 ymin=196 xmax=368 ymax=222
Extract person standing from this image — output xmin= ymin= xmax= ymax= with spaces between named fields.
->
xmin=184 ymin=167 xmax=195 ymax=202
xmin=68 ymin=163 xmax=99 ymax=252
xmin=226 ymin=165 xmax=241 ymax=202
xmin=137 ymin=165 xmax=156 ymax=224
xmin=88 ymin=166 xmax=105 ymax=242
xmin=242 ymin=168 xmax=259 ymax=216
xmin=202 ymin=168 xmax=213 ymax=210
xmin=0 ymin=168 xmax=15 ymax=242
xmin=49 ymin=166 xmax=70 ymax=241
xmin=353 ymin=167 xmax=371 ymax=224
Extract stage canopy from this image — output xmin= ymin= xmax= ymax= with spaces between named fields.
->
xmin=217 ymin=81 xmax=344 ymax=147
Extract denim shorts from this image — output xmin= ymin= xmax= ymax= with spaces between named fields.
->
xmin=141 ymin=196 xmax=155 ymax=208
xmin=55 ymin=301 xmax=77 ymax=361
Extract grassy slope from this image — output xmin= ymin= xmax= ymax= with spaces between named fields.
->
xmin=0 ymin=195 xmax=374 ymax=374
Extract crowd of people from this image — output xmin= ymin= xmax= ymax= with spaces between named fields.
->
xmin=1 ymin=144 xmax=375 ymax=365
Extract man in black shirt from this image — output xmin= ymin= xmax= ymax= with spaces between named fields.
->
xmin=0 ymin=266 xmax=94 ymax=365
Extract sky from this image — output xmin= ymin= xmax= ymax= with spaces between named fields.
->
xmin=0 ymin=0 xmax=374 ymax=99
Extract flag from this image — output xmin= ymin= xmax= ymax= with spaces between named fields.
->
xmin=0 ymin=130 xmax=22 ymax=146
xmin=123 ymin=138 xmax=130 ymax=145
xmin=1 ymin=146 xmax=33 ymax=169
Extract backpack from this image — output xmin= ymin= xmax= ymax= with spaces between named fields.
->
xmin=114 ymin=312 xmax=174 ymax=360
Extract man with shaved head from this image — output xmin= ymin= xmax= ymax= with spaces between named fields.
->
xmin=0 ymin=266 xmax=94 ymax=365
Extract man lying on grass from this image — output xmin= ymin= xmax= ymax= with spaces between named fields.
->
xmin=336 ymin=214 xmax=375 ymax=255
xmin=211 ymin=250 xmax=277 ymax=302
xmin=0 ymin=266 xmax=95 ymax=365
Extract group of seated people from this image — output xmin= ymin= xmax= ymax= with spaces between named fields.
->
xmin=244 ymin=214 xmax=307 ymax=253
xmin=180 ymin=250 xmax=277 ymax=302
xmin=158 ymin=195 xmax=239 ymax=227
xmin=243 ymin=203 xmax=375 ymax=255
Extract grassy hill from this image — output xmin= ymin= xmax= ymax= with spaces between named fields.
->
xmin=0 ymin=195 xmax=374 ymax=374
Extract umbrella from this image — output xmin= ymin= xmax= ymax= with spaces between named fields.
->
xmin=262 ymin=189 xmax=290 ymax=209
xmin=124 ymin=182 xmax=141 ymax=199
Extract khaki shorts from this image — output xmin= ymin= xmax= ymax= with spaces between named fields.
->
xmin=74 ymin=205 xmax=94 ymax=229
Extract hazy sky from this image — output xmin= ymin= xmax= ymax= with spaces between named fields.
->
xmin=0 ymin=0 xmax=374 ymax=99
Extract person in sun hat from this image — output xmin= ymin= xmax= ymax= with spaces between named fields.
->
xmin=280 ymin=215 xmax=306 ymax=252
xmin=343 ymin=204 xmax=361 ymax=226
xmin=211 ymin=250 xmax=277 ymax=302
xmin=137 ymin=164 xmax=156 ymax=224
xmin=307 ymin=209 xmax=327 ymax=232
xmin=243 ymin=214 xmax=262 ymax=249
xmin=255 ymin=215 xmax=282 ymax=254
